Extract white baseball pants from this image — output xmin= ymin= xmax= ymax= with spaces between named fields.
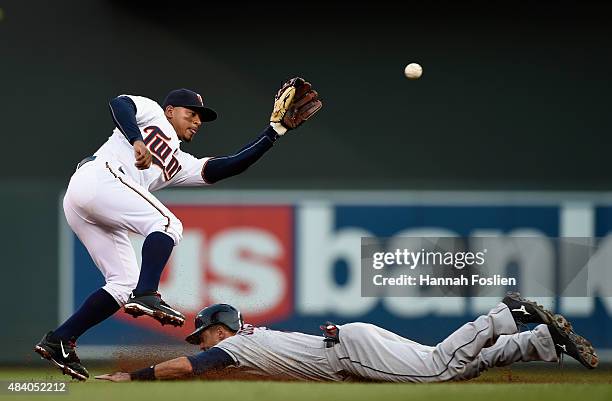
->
xmin=63 ymin=158 xmax=183 ymax=305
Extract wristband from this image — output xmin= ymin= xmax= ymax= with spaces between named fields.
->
xmin=129 ymin=365 xmax=156 ymax=381
xmin=270 ymin=122 xmax=287 ymax=136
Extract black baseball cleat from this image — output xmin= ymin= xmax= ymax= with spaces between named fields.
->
xmin=34 ymin=332 xmax=89 ymax=381
xmin=548 ymin=314 xmax=598 ymax=369
xmin=124 ymin=292 xmax=185 ymax=327
xmin=502 ymin=292 xmax=553 ymax=326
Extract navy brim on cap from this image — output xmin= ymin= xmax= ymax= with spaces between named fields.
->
xmin=186 ymin=105 xmax=217 ymax=122
xmin=163 ymin=88 xmax=218 ymax=122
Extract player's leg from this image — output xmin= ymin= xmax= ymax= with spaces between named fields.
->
xmin=455 ymin=314 xmax=599 ymax=380
xmin=480 ymin=325 xmax=558 ymax=366
xmin=327 ymin=322 xmax=439 ymax=383
xmin=331 ymin=297 xmax=551 ymax=383
xmin=427 ymin=295 xmax=555 ymax=381
xmin=327 ymin=308 xmax=514 ymax=383
xmin=451 ymin=325 xmax=558 ymax=381
xmin=329 ymin=314 xmax=513 ymax=384
xmin=52 ymin=221 xmax=138 ymax=336
xmin=86 ymin=162 xmax=184 ymax=326
xmin=34 ymin=192 xmax=139 ymax=381
xmin=422 ymin=302 xmax=518 ymax=381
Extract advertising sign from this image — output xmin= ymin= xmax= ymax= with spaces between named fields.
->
xmin=59 ymin=191 xmax=612 ymax=355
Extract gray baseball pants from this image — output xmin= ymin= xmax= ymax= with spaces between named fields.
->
xmin=325 ymin=303 xmax=558 ymax=382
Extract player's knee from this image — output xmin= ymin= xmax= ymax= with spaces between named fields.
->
xmin=102 ymin=283 xmax=132 ymax=306
xmin=149 ymin=215 xmax=183 ymax=245
xmin=166 ymin=216 xmax=183 ymax=245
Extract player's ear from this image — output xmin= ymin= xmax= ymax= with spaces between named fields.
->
xmin=164 ymin=105 xmax=174 ymax=119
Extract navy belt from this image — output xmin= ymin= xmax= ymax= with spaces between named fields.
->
xmin=76 ymin=155 xmax=96 ymax=169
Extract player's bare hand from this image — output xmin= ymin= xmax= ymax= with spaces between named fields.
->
xmin=95 ymin=372 xmax=132 ymax=382
xmin=133 ymin=140 xmax=152 ymax=170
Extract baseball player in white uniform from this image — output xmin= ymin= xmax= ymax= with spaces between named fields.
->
xmin=97 ymin=293 xmax=598 ymax=383
xmin=34 ymin=78 xmax=322 ymax=381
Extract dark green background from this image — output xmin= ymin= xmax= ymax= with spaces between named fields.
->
xmin=3 ymin=1 xmax=612 ymax=189
xmin=2 ymin=1 xmax=612 ymax=363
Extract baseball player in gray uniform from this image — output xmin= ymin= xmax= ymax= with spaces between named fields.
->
xmin=97 ymin=293 xmax=598 ymax=383
xmin=34 ymin=78 xmax=322 ymax=381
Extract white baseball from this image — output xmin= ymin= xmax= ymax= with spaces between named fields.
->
xmin=404 ymin=63 xmax=423 ymax=79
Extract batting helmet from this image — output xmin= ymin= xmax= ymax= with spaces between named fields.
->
xmin=185 ymin=304 xmax=243 ymax=345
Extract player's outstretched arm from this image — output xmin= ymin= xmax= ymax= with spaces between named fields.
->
xmin=200 ymin=77 xmax=322 ymax=184
xmin=95 ymin=357 xmax=193 ymax=382
xmin=202 ymin=126 xmax=278 ymax=184
xmin=95 ymin=348 xmax=235 ymax=382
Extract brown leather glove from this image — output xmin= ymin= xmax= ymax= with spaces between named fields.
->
xmin=270 ymin=77 xmax=323 ymax=131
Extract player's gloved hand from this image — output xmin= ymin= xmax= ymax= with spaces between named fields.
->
xmin=133 ymin=140 xmax=152 ymax=170
xmin=270 ymin=77 xmax=322 ymax=135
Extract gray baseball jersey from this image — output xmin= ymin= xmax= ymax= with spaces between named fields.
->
xmin=213 ymin=305 xmax=558 ymax=383
xmin=214 ymin=325 xmax=344 ymax=381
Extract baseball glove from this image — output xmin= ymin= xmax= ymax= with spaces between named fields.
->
xmin=270 ymin=77 xmax=322 ymax=131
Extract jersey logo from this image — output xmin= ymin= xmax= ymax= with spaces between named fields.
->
xmin=143 ymin=126 xmax=182 ymax=181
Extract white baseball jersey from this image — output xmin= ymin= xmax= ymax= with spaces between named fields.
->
xmin=96 ymin=95 xmax=210 ymax=192
xmin=63 ymin=94 xmax=210 ymax=305
xmin=214 ymin=325 xmax=344 ymax=382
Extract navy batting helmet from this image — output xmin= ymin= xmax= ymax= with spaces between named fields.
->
xmin=185 ymin=304 xmax=243 ymax=345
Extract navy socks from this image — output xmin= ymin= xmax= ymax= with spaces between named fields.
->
xmin=133 ymin=231 xmax=175 ymax=296
xmin=52 ymin=288 xmax=120 ymax=341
